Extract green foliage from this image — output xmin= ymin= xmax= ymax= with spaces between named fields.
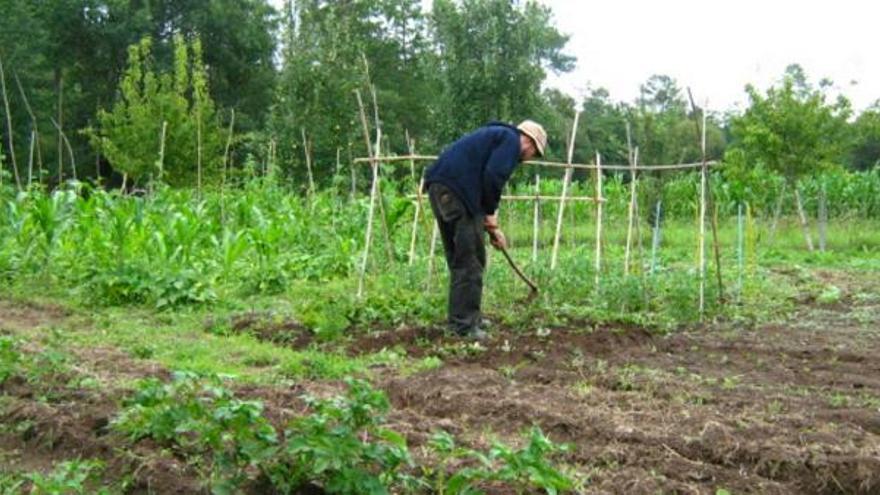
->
xmin=430 ymin=0 xmax=574 ymax=140
xmin=0 ymin=335 xmax=22 ymax=386
xmin=850 ymin=103 xmax=880 ymax=171
xmin=26 ymin=458 xmax=107 ymax=495
xmin=269 ymin=378 xmax=413 ymax=494
xmin=728 ymin=64 xmax=852 ymax=182
xmin=89 ymin=35 xmax=226 ymax=187
xmin=114 ymin=371 xmax=279 ymax=493
xmin=426 ymin=427 xmax=577 ymax=494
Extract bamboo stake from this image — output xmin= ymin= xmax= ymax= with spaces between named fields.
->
xmin=634 ymin=158 xmax=646 ymax=277
xmin=407 ymin=133 xmax=426 ymax=266
xmin=301 ymin=128 xmax=316 ymax=196
xmin=769 ymin=181 xmax=786 ymax=240
xmin=737 ymin=202 xmax=744 ymax=302
xmin=27 ymin=129 xmax=35 ymax=185
xmin=405 ymin=129 xmax=415 ymax=182
xmin=49 ymin=117 xmax=75 ymax=181
xmin=532 ymin=173 xmax=540 ymax=263
xmin=687 ymin=90 xmax=725 ymax=304
xmin=0 ymin=55 xmax=20 ymax=189
xmin=158 ymin=121 xmax=167 ymax=183
xmin=699 ymin=166 xmax=706 ymax=317
xmin=353 ymin=154 xmax=720 ymax=171
xmin=818 ymin=181 xmax=827 ymax=252
xmin=427 ymin=223 xmax=439 ymax=290
xmin=221 ymin=109 xmax=235 ymax=226
xmin=350 ymin=143 xmax=357 ymax=201
xmin=624 ymin=147 xmax=639 ymax=275
xmin=196 ymin=107 xmax=202 ymax=196
xmin=57 ymin=72 xmax=63 ymax=181
xmin=650 ymin=200 xmax=662 ymax=275
xmin=368 ymin=85 xmax=395 ymax=263
xmin=355 ymin=90 xmax=379 ymax=298
xmin=699 ymin=113 xmax=707 ymax=318
xmin=13 ymin=71 xmax=39 ymax=185
xmin=594 ymin=152 xmax=603 ymax=286
xmin=551 ymin=111 xmax=580 ymax=270
xmin=794 ymin=186 xmax=814 ymax=251
xmin=335 ymin=147 xmax=342 ymax=196
xmin=222 ymin=109 xmax=235 ymax=176
xmin=408 ymin=175 xmax=425 ymax=265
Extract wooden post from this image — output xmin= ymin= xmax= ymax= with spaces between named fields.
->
xmin=551 ymin=111 xmax=579 ymax=270
xmin=737 ymin=202 xmax=744 ymax=302
xmin=365 ymin=83 xmax=395 ymax=262
xmin=550 ymin=167 xmax=571 ymax=270
xmin=0 ymin=54 xmax=20 ymax=189
xmin=355 ymin=89 xmax=380 ymax=299
xmin=699 ymin=130 xmax=707 ymax=318
xmin=770 ymin=181 xmax=786 ymax=241
xmin=27 ymin=129 xmax=35 ymax=185
xmin=650 ymin=200 xmax=662 ymax=275
xmin=594 ymin=152 xmax=603 ymax=286
xmin=350 ymin=143 xmax=357 ymax=201
xmin=532 ymin=173 xmax=540 ymax=263
xmin=158 ymin=121 xmax=167 ymax=183
xmin=301 ymin=128 xmax=316 ymax=196
xmin=14 ymin=70 xmax=39 ymax=186
xmin=50 ymin=117 xmax=75 ymax=181
xmin=408 ymin=175 xmax=425 ymax=265
xmin=688 ymin=90 xmax=724 ymax=303
xmin=406 ymin=133 xmax=425 ymax=266
xmin=405 ymin=129 xmax=416 ymax=182
xmin=427 ymin=223 xmax=439 ymax=289
xmin=335 ymin=147 xmax=342 ymax=196
xmin=818 ymin=181 xmax=827 ymax=252
xmin=794 ymin=186 xmax=814 ymax=252
xmin=624 ymin=147 xmax=639 ymax=275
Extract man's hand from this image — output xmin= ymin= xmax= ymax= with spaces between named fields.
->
xmin=484 ymin=215 xmax=507 ymax=250
xmin=488 ymin=228 xmax=507 ymax=250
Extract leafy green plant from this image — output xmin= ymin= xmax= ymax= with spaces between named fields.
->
xmin=114 ymin=371 xmax=278 ymax=493
xmin=0 ymin=336 xmax=21 ymax=385
xmin=425 ymin=427 xmax=576 ymax=495
xmin=26 ymin=458 xmax=107 ymax=495
xmin=269 ymin=378 xmax=413 ymax=495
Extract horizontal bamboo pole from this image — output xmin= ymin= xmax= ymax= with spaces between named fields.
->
xmin=354 ymin=154 xmax=720 ymax=172
xmin=405 ymin=194 xmax=604 ymax=203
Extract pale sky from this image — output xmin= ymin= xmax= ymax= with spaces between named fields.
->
xmin=541 ymin=0 xmax=879 ymax=114
xmin=271 ymin=0 xmax=879 ymax=114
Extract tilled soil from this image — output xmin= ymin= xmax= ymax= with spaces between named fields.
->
xmin=1 ymin=272 xmax=879 ymax=494
xmin=351 ymin=280 xmax=880 ymax=494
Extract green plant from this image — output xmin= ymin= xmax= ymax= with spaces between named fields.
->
xmin=0 ymin=336 xmax=21 ymax=385
xmin=269 ymin=378 xmax=413 ymax=494
xmin=425 ymin=427 xmax=576 ymax=495
xmin=114 ymin=371 xmax=278 ymax=493
xmin=26 ymin=458 xmax=107 ymax=495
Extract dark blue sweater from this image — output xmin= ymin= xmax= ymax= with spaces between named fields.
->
xmin=424 ymin=122 xmax=521 ymax=216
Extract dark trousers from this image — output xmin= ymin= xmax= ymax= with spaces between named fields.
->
xmin=427 ymin=183 xmax=486 ymax=333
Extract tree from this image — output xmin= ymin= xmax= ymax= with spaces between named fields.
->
xmin=850 ymin=102 xmax=880 ymax=171
xmin=726 ymin=64 xmax=852 ymax=249
xmin=429 ymin=0 xmax=574 ymax=141
xmin=89 ymin=36 xmax=226 ymax=187
xmin=272 ymin=0 xmax=437 ymax=188
xmin=728 ymin=64 xmax=852 ymax=183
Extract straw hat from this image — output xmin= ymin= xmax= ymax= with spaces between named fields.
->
xmin=517 ymin=120 xmax=547 ymax=157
